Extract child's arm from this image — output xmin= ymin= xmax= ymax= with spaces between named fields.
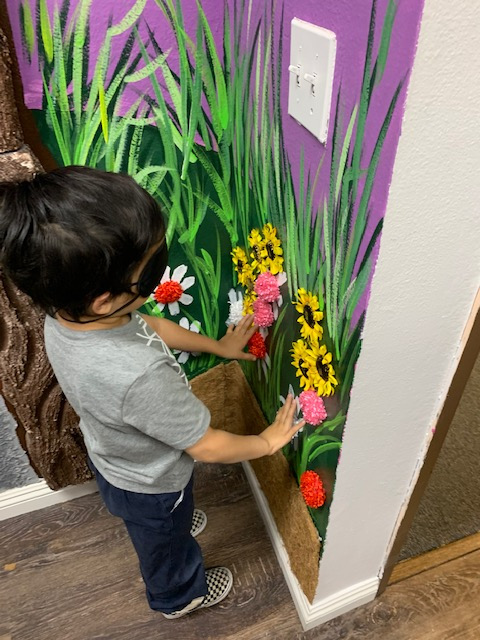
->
xmin=185 ymin=395 xmax=305 ymax=463
xmin=141 ymin=313 xmax=257 ymax=361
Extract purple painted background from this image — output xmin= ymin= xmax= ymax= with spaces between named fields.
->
xmin=8 ymin=0 xmax=424 ymax=320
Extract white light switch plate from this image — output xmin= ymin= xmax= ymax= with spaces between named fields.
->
xmin=288 ymin=18 xmax=336 ymax=144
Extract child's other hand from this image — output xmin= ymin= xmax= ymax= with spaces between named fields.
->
xmin=258 ymin=395 xmax=306 ymax=455
xmin=218 ymin=315 xmax=258 ymax=361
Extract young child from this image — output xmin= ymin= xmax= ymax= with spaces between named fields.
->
xmin=0 ymin=166 xmax=304 ymax=619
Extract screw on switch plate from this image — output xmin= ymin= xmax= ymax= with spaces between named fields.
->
xmin=287 ymin=18 xmax=336 ymax=144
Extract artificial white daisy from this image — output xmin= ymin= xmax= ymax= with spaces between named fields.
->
xmin=152 ymin=265 xmax=195 ymax=316
xmin=226 ymin=288 xmax=244 ymax=326
xmin=173 ymin=317 xmax=201 ymax=364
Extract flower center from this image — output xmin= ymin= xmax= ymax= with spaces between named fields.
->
xmin=245 ymin=277 xmax=255 ymax=291
xmin=252 ymin=244 xmax=262 ymax=262
xmin=266 ymin=241 xmax=276 ymax=260
xmin=299 ymin=358 xmax=310 ymax=378
xmin=316 ymin=357 xmax=330 ymax=381
xmin=303 ymin=304 xmax=316 ymax=328
xmin=154 ymin=280 xmax=183 ymax=304
xmin=237 ymin=259 xmax=244 ymax=273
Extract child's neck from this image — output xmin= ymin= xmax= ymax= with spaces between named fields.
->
xmin=55 ymin=312 xmax=132 ymax=331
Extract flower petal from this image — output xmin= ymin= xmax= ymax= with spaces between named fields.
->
xmin=276 ymin=272 xmax=287 ymax=286
xmin=172 ymin=264 xmax=188 ymax=282
xmin=168 ymin=301 xmax=180 ymax=316
xmin=177 ymin=351 xmax=190 ymax=364
xmin=179 ymin=293 xmax=193 ymax=305
xmin=179 ymin=317 xmax=189 ymax=330
xmin=160 ymin=266 xmax=171 ymax=284
xmin=181 ymin=276 xmax=195 ymax=291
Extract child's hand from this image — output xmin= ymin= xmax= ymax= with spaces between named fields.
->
xmin=217 ymin=315 xmax=258 ymax=361
xmin=258 ymin=395 xmax=306 ymax=455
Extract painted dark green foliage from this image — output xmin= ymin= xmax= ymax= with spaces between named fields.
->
xmin=20 ymin=0 xmax=401 ymax=541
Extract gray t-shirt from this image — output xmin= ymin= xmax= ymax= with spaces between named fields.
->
xmin=44 ymin=313 xmax=210 ymax=493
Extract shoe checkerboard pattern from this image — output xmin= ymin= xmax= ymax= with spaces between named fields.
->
xmin=161 ymin=566 xmax=233 ymax=619
xmin=202 ymin=566 xmax=233 ymax=608
xmin=191 ymin=508 xmax=207 ymax=538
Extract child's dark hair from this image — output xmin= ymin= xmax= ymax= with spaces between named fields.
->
xmin=0 ymin=166 xmax=166 ymax=319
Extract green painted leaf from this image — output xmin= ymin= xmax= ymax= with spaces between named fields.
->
xmin=39 ymin=0 xmax=53 ymax=63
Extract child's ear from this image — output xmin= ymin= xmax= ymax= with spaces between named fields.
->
xmin=90 ymin=291 xmax=114 ymax=316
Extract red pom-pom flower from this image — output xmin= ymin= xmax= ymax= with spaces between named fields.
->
xmin=154 ymin=280 xmax=184 ymax=304
xmin=300 ymin=471 xmax=326 ymax=508
xmin=248 ymin=331 xmax=267 ymax=359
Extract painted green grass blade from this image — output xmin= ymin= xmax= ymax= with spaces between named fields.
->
xmin=345 ymin=81 xmax=403 ymax=281
xmin=19 ymin=0 xmax=35 ymax=61
xmin=52 ymin=7 xmax=73 ymax=153
xmin=72 ymin=0 xmax=93 ymax=122
xmin=124 ymin=50 xmax=171 ymax=83
xmin=42 ymin=69 xmax=71 ymax=164
xmin=180 ymin=19 xmax=204 ymax=179
xmin=351 ymin=0 xmax=377 ymax=207
xmin=196 ymin=0 xmax=229 ymax=131
xmin=39 ymin=0 xmax=53 ymax=63
xmin=335 ymin=105 xmax=357 ymax=205
xmin=374 ymin=0 xmax=397 ymax=87
xmin=109 ymin=0 xmax=147 ymax=37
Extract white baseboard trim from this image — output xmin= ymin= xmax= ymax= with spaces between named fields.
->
xmin=242 ymin=461 xmax=379 ymax=631
xmin=0 ymin=479 xmax=98 ymax=521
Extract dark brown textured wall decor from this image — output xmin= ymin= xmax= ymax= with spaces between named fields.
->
xmin=0 ymin=24 xmax=91 ymax=488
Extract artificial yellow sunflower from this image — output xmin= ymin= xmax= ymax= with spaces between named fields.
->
xmin=248 ymin=228 xmax=265 ymax=272
xmin=243 ymin=289 xmax=258 ymax=315
xmin=294 ymin=288 xmax=324 ymax=342
xmin=261 ymin=223 xmax=284 ymax=275
xmin=232 ymin=247 xmax=253 ymax=287
xmin=291 ymin=339 xmax=316 ymax=391
xmin=305 ymin=342 xmax=338 ymax=397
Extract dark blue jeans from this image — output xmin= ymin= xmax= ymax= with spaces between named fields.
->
xmin=89 ymin=460 xmax=208 ymax=613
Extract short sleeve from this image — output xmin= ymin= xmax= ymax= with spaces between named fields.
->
xmin=122 ymin=360 xmax=211 ymax=450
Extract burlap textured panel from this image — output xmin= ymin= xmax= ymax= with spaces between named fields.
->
xmin=192 ymin=361 xmax=321 ymax=603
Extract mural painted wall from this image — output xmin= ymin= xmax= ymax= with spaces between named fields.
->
xmin=7 ymin=0 xmax=424 ymax=541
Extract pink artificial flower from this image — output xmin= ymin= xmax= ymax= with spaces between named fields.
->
xmin=299 ymin=390 xmax=327 ymax=426
xmin=254 ymin=271 xmax=280 ymax=303
xmin=253 ymin=299 xmax=275 ymax=327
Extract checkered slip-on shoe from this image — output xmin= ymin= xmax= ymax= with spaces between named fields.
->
xmin=201 ymin=566 xmax=233 ymax=607
xmin=161 ymin=567 xmax=234 ymax=619
xmin=190 ymin=509 xmax=207 ymax=538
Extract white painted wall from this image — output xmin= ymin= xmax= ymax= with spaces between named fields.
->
xmin=315 ymin=0 xmax=480 ymax=603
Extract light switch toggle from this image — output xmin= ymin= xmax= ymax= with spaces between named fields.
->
xmin=288 ymin=64 xmax=302 ymax=86
xmin=304 ymin=72 xmax=318 ymax=95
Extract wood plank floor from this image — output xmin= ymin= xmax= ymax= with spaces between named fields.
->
xmin=1 ymin=463 xmax=479 ymax=640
